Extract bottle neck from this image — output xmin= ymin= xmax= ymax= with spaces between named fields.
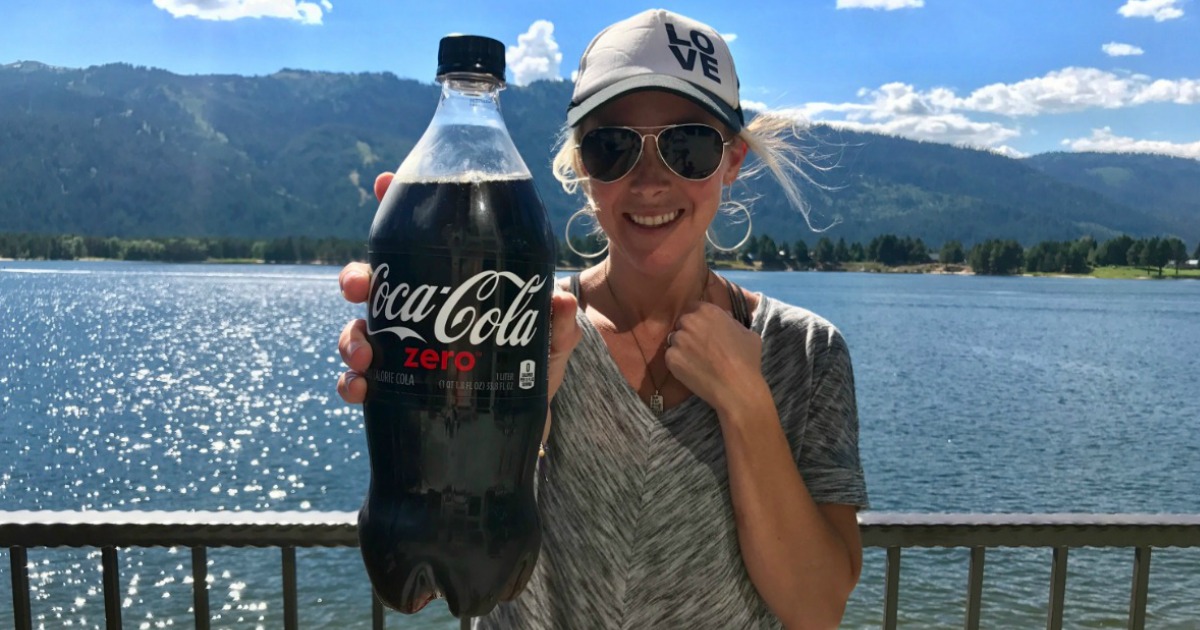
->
xmin=392 ymin=71 xmax=530 ymax=181
xmin=434 ymin=73 xmax=505 ymax=125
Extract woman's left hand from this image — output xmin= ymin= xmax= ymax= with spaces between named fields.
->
xmin=665 ymin=302 xmax=764 ymax=415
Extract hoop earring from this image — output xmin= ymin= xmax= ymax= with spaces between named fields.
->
xmin=706 ymin=195 xmax=753 ymax=253
xmin=564 ymin=207 xmax=609 ymax=259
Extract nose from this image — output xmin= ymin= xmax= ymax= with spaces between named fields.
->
xmin=627 ymin=134 xmax=671 ymax=193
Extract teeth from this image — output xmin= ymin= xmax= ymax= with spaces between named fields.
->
xmin=629 ymin=210 xmax=681 ymax=227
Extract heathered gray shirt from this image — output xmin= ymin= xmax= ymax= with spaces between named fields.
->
xmin=479 ymin=294 xmax=868 ymax=629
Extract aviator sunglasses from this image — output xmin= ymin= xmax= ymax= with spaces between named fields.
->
xmin=578 ymin=123 xmax=733 ymax=183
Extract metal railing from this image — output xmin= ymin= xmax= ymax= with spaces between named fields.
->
xmin=3 ymin=511 xmax=1200 ymax=629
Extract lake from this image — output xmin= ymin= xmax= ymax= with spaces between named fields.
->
xmin=1 ymin=261 xmax=1198 ymax=628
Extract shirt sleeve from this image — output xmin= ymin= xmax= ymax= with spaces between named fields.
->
xmin=795 ymin=325 xmax=869 ymax=509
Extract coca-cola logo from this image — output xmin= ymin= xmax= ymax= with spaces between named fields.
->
xmin=368 ymin=265 xmax=546 ymax=347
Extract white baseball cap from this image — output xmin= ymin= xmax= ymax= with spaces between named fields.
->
xmin=566 ymin=9 xmax=744 ymax=132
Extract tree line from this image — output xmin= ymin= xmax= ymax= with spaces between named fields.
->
xmin=2 ymin=231 xmax=1196 ymax=276
xmin=0 ymin=233 xmax=365 ymax=265
xmin=967 ymin=235 xmax=1194 ymax=276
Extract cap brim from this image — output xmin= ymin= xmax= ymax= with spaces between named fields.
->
xmin=566 ymin=74 xmax=743 ymax=132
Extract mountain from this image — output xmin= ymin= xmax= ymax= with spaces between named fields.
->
xmin=0 ymin=61 xmax=1192 ymax=247
xmin=742 ymin=127 xmax=1177 ymax=247
xmin=1024 ymin=152 xmax=1200 ymax=247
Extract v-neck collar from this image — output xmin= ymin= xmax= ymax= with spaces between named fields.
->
xmin=572 ymin=294 xmax=769 ymax=423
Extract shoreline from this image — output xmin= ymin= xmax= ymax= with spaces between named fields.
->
xmin=4 ymin=257 xmax=1198 ymax=280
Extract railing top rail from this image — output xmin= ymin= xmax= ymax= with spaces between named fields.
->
xmin=0 ymin=510 xmax=360 ymax=548
xmin=859 ymin=512 xmax=1200 ymax=548
xmin=3 ymin=511 xmax=1200 ymax=549
xmin=859 ymin=512 xmax=1200 ymax=527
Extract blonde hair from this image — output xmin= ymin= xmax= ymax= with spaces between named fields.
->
xmin=551 ymin=111 xmax=831 ymax=233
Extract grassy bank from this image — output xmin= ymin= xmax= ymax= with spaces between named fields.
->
xmin=1088 ymin=266 xmax=1200 ymax=279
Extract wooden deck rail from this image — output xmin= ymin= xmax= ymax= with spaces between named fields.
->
xmin=4 ymin=511 xmax=1200 ymax=629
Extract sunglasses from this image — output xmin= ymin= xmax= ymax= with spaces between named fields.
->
xmin=578 ymin=123 xmax=732 ymax=183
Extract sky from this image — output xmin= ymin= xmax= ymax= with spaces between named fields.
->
xmin=2 ymin=0 xmax=1198 ymax=159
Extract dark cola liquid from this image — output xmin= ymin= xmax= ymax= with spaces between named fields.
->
xmin=360 ymin=177 xmax=554 ymax=618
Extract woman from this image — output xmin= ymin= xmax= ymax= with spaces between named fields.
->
xmin=338 ymin=9 xmax=867 ymax=629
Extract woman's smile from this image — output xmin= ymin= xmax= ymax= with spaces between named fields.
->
xmin=626 ymin=208 xmax=683 ymax=228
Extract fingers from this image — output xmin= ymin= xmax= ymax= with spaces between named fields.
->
xmin=549 ymin=290 xmax=582 ymax=357
xmin=374 ymin=172 xmax=395 ymax=201
xmin=338 ymin=318 xmax=372 ymax=373
xmin=337 ymin=319 xmax=371 ymax=403
xmin=546 ymin=290 xmax=582 ymax=402
xmin=666 ymin=302 xmax=749 ymax=362
xmin=337 ymin=370 xmax=368 ymax=404
xmin=338 ymin=262 xmax=372 ymax=304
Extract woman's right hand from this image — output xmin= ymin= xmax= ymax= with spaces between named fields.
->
xmin=336 ymin=173 xmax=583 ymax=405
xmin=336 ymin=261 xmax=374 ymax=403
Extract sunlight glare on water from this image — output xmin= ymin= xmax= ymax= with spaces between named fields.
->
xmin=2 ymin=263 xmax=1199 ymax=628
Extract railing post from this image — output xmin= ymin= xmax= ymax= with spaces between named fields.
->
xmin=282 ymin=546 xmax=298 ymax=630
xmin=191 ymin=546 xmax=210 ymax=630
xmin=1127 ymin=546 xmax=1151 ymax=630
xmin=964 ymin=546 xmax=985 ymax=630
xmin=372 ymin=593 xmax=386 ymax=630
xmin=101 ymin=545 xmax=122 ymax=630
xmin=1046 ymin=546 xmax=1068 ymax=630
xmin=9 ymin=546 xmax=32 ymax=630
xmin=883 ymin=546 xmax=900 ymax=630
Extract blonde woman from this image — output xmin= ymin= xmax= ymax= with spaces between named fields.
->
xmin=338 ymin=9 xmax=867 ymax=629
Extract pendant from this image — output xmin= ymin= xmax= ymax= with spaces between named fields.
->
xmin=649 ymin=391 xmax=664 ymax=416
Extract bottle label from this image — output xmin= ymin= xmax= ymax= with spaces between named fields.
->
xmin=366 ymin=252 xmax=552 ymax=400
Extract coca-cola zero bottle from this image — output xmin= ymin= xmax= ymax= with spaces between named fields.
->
xmin=359 ymin=34 xmax=555 ymax=619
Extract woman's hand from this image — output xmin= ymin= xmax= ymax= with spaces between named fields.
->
xmin=336 ymin=172 xmax=583 ymax=405
xmin=336 ymin=262 xmax=373 ymax=403
xmin=665 ymin=301 xmax=765 ymax=416
xmin=545 ymin=291 xmax=583 ymax=406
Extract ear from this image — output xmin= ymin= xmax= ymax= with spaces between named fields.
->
xmin=723 ymin=139 xmax=750 ymax=186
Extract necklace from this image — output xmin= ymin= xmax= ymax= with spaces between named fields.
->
xmin=604 ymin=265 xmax=709 ymax=416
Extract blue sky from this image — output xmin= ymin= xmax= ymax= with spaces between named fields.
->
xmin=2 ymin=0 xmax=1197 ymax=159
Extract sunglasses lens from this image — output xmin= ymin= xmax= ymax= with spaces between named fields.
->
xmin=658 ymin=124 xmax=725 ymax=180
xmin=580 ymin=124 xmax=726 ymax=182
xmin=580 ymin=128 xmax=643 ymax=182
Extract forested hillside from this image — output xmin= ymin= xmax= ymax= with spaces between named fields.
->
xmin=1025 ymin=152 xmax=1200 ymax=246
xmin=0 ymin=61 xmax=1190 ymax=247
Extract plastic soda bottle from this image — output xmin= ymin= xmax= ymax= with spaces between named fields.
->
xmin=358 ymin=34 xmax=555 ymax=618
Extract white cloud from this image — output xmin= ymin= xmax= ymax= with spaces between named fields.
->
xmin=1118 ymin=0 xmax=1184 ymax=21
xmin=741 ymin=99 xmax=770 ymax=113
xmin=836 ymin=0 xmax=925 ymax=9
xmin=989 ymin=145 xmax=1028 ymax=159
xmin=959 ymin=68 xmax=1148 ymax=115
xmin=922 ymin=67 xmax=1200 ymax=116
xmin=758 ymin=66 xmax=1200 ymax=157
xmin=1065 ymin=127 xmax=1200 ymax=159
xmin=152 ymin=0 xmax=330 ymax=24
xmin=722 ymin=33 xmax=738 ymax=43
xmin=824 ymin=113 xmax=1021 ymax=150
xmin=1102 ymin=42 xmax=1145 ymax=57
xmin=506 ymin=20 xmax=563 ymax=86
xmin=1132 ymin=77 xmax=1200 ymax=104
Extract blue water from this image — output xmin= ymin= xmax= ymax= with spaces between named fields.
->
xmin=2 ymin=261 xmax=1199 ymax=628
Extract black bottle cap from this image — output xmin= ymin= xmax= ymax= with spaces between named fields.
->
xmin=437 ymin=35 xmax=506 ymax=82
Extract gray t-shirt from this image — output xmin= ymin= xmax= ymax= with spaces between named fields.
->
xmin=479 ymin=294 xmax=868 ymax=629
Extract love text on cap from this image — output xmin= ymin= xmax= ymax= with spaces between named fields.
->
xmin=665 ymin=23 xmax=721 ymax=83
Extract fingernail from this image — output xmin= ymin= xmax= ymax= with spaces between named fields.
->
xmin=340 ymin=270 xmax=363 ymax=297
xmin=348 ymin=341 xmax=363 ymax=361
